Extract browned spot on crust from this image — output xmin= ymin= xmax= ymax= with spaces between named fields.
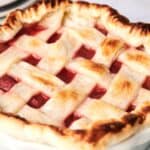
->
xmin=67 ymin=129 xmax=87 ymax=140
xmin=56 ymin=89 xmax=80 ymax=102
xmin=86 ymin=129 xmax=106 ymax=143
xmin=30 ymin=39 xmax=42 ymax=47
xmin=50 ymin=125 xmax=66 ymax=136
xmin=35 ymin=76 xmax=54 ymax=86
xmin=80 ymin=59 xmax=108 ymax=75
xmin=113 ymin=77 xmax=133 ymax=97
xmin=86 ymin=121 xmax=125 ymax=143
xmin=121 ymin=80 xmax=132 ymax=91
xmin=79 ymin=29 xmax=94 ymax=39
xmin=2 ymin=112 xmax=30 ymax=124
xmin=50 ymin=125 xmax=87 ymax=139
xmin=127 ymin=53 xmax=150 ymax=67
xmin=138 ymin=114 xmax=146 ymax=124
xmin=108 ymin=7 xmax=130 ymax=25
xmin=73 ymin=130 xmax=87 ymax=140
xmin=123 ymin=114 xmax=145 ymax=125
xmin=126 ymin=104 xmax=136 ymax=112
xmin=142 ymin=106 xmax=150 ymax=114
xmin=14 ymin=115 xmax=30 ymax=124
xmin=130 ymin=23 xmax=150 ymax=35
xmin=100 ymin=122 xmax=125 ymax=132
xmin=101 ymin=38 xmax=123 ymax=58
xmin=31 ymin=73 xmax=55 ymax=88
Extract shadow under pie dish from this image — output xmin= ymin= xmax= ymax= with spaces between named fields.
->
xmin=0 ymin=0 xmax=150 ymax=150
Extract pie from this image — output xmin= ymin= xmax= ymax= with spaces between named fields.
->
xmin=0 ymin=0 xmax=149 ymax=149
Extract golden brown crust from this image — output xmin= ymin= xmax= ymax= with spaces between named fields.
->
xmin=0 ymin=110 xmax=148 ymax=150
xmin=0 ymin=0 xmax=150 ymax=150
xmin=0 ymin=0 xmax=68 ymax=42
xmin=0 ymin=0 xmax=150 ymax=43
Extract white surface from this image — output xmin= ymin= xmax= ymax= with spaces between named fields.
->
xmin=82 ymin=0 xmax=150 ymax=22
xmin=0 ymin=133 xmax=52 ymax=150
xmin=0 ymin=0 xmax=16 ymax=7
xmin=0 ymin=0 xmax=150 ymax=150
xmin=110 ymin=128 xmax=150 ymax=150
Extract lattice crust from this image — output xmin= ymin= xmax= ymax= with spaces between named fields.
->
xmin=0 ymin=0 xmax=150 ymax=150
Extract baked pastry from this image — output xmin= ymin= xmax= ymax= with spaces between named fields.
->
xmin=0 ymin=0 xmax=149 ymax=149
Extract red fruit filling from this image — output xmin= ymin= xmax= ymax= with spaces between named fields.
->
xmin=95 ymin=24 xmax=108 ymax=36
xmin=47 ymin=32 xmax=61 ymax=43
xmin=19 ymin=23 xmax=46 ymax=36
xmin=23 ymin=54 xmax=41 ymax=66
xmin=9 ymin=24 xmax=46 ymax=46
xmin=74 ymin=45 xmax=95 ymax=59
xmin=0 ymin=43 xmax=10 ymax=53
xmin=110 ymin=60 xmax=122 ymax=73
xmin=28 ymin=93 xmax=49 ymax=109
xmin=142 ymin=76 xmax=150 ymax=90
xmin=64 ymin=113 xmax=81 ymax=127
xmin=0 ymin=75 xmax=18 ymax=92
xmin=57 ymin=68 xmax=76 ymax=84
xmin=89 ymin=85 xmax=106 ymax=99
xmin=0 ymin=24 xmax=46 ymax=51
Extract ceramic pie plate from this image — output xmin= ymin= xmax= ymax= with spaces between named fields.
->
xmin=0 ymin=0 xmax=37 ymax=17
xmin=0 ymin=0 xmax=149 ymax=150
xmin=0 ymin=128 xmax=149 ymax=150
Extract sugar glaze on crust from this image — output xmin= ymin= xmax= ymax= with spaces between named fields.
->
xmin=0 ymin=0 xmax=150 ymax=150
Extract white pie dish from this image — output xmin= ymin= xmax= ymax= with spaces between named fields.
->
xmin=0 ymin=0 xmax=37 ymax=17
xmin=0 ymin=128 xmax=149 ymax=150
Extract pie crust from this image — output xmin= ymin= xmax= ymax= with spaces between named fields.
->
xmin=0 ymin=0 xmax=149 ymax=150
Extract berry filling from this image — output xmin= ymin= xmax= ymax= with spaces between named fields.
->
xmin=0 ymin=43 xmax=10 ymax=53
xmin=0 ymin=24 xmax=46 ymax=50
xmin=0 ymin=75 xmax=18 ymax=92
xmin=28 ymin=93 xmax=49 ymax=109
xmin=110 ymin=60 xmax=122 ymax=73
xmin=95 ymin=24 xmax=108 ymax=36
xmin=64 ymin=113 xmax=81 ymax=127
xmin=10 ymin=24 xmax=46 ymax=46
xmin=74 ymin=45 xmax=95 ymax=59
xmin=19 ymin=23 xmax=46 ymax=36
xmin=47 ymin=32 xmax=61 ymax=43
xmin=142 ymin=76 xmax=150 ymax=90
xmin=23 ymin=54 xmax=41 ymax=66
xmin=89 ymin=85 xmax=106 ymax=99
xmin=57 ymin=68 xmax=76 ymax=84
